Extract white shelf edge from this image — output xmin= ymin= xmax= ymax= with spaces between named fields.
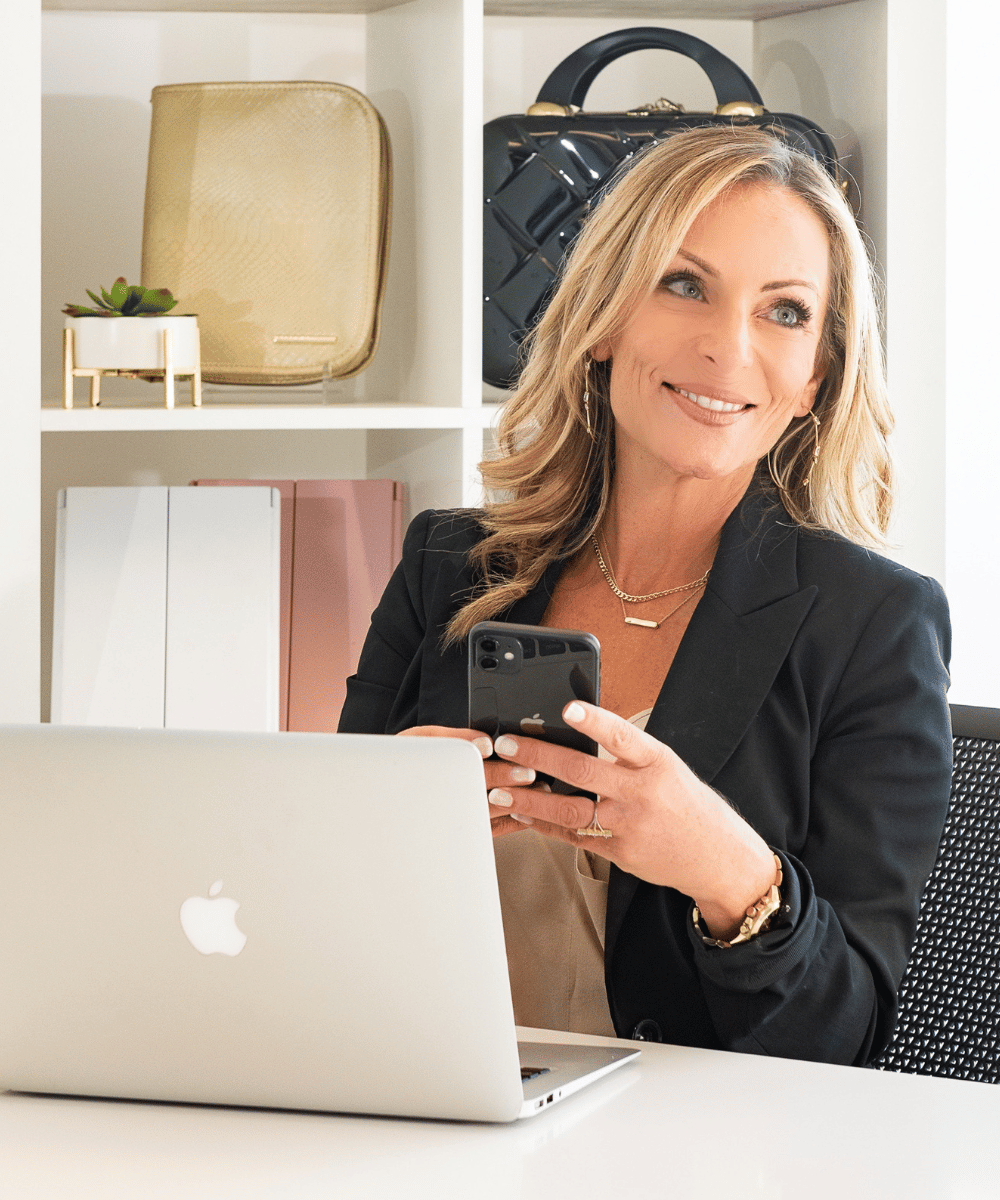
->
xmin=42 ymin=0 xmax=409 ymax=11
xmin=41 ymin=403 xmax=503 ymax=433
xmin=41 ymin=0 xmax=855 ymax=13
xmin=484 ymin=1 xmax=854 ymax=15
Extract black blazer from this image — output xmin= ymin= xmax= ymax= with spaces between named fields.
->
xmin=339 ymin=485 xmax=952 ymax=1066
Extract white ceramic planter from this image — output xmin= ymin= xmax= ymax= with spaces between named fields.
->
xmin=66 ymin=315 xmax=200 ymax=370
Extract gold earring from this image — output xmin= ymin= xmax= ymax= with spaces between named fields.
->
xmin=804 ymin=410 xmax=821 ymax=488
xmin=582 ymin=357 xmax=596 ymax=442
xmin=767 ymin=410 xmax=821 ymax=497
xmin=767 ymin=453 xmax=784 ymax=497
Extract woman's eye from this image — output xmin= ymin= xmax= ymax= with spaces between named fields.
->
xmin=662 ymin=275 xmax=703 ymax=300
xmin=768 ymin=301 xmax=812 ymax=328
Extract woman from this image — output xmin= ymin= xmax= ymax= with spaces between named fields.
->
xmin=339 ymin=127 xmax=952 ymax=1066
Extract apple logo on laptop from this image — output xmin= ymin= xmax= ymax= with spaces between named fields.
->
xmin=520 ymin=713 xmax=545 ymax=734
xmin=179 ymin=880 xmax=247 ymax=957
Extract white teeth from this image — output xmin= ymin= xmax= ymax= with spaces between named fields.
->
xmin=673 ymin=386 xmax=745 ymax=414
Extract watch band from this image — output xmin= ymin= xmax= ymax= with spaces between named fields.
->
xmin=692 ymin=854 xmax=784 ymax=949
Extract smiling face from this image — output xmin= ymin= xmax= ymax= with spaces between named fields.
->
xmin=592 ymin=181 xmax=831 ymax=491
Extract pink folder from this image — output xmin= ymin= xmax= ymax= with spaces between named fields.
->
xmin=194 ymin=480 xmax=403 ymax=731
xmin=288 ymin=480 xmax=402 ymax=732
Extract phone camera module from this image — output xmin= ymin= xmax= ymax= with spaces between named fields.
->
xmin=479 ymin=638 xmax=497 ymax=653
xmin=480 ymin=655 xmax=499 ymax=670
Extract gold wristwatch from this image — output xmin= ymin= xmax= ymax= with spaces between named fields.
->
xmin=692 ymin=854 xmax=784 ymax=949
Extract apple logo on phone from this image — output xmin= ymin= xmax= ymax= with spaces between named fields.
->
xmin=520 ymin=713 xmax=546 ymax=734
xmin=179 ymin=880 xmax=247 ymax=957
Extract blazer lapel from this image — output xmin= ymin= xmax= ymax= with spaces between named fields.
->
xmin=605 ymin=487 xmax=818 ymax=961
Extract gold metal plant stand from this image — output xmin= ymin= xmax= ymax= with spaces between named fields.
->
xmin=62 ymin=326 xmax=202 ymax=409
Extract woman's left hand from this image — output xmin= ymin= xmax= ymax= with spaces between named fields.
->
xmin=489 ymin=700 xmax=777 ymax=940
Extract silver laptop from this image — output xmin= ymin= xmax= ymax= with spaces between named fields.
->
xmin=0 ymin=725 xmax=637 ymax=1122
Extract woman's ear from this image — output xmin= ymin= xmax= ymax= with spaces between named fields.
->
xmin=795 ymin=339 xmax=830 ymax=418
xmin=589 ymin=340 xmax=612 ymax=363
xmin=793 ymin=372 xmax=823 ymax=420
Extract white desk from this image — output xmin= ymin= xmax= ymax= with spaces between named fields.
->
xmin=1 ymin=1028 xmax=996 ymax=1200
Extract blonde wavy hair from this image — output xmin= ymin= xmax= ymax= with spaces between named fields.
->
xmin=447 ymin=125 xmax=892 ymax=645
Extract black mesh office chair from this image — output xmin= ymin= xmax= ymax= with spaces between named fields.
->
xmin=871 ymin=704 xmax=1000 ymax=1083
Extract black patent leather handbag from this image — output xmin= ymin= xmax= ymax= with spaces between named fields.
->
xmin=483 ymin=27 xmax=843 ymax=389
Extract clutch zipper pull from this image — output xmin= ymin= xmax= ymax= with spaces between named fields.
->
xmin=527 ymin=97 xmax=688 ymax=118
xmin=626 ymin=97 xmax=686 ymax=116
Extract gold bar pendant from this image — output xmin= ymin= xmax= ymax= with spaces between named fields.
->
xmin=624 ymin=617 xmax=658 ymax=628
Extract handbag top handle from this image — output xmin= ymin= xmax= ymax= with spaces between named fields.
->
xmin=535 ymin=27 xmax=764 ymax=112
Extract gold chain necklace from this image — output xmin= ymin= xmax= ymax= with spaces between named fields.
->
xmin=591 ymin=534 xmax=711 ymax=604
xmin=617 ymin=586 xmax=703 ymax=629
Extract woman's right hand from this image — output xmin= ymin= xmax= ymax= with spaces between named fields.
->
xmin=395 ymin=726 xmax=539 ymax=837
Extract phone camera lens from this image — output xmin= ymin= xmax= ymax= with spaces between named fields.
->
xmin=480 ymin=656 xmax=498 ymax=670
xmin=480 ymin=638 xmax=497 ymax=653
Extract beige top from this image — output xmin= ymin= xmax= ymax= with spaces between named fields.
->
xmin=493 ymin=709 xmax=652 ymax=1037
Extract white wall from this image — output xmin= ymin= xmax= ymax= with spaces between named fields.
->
xmin=1 ymin=0 xmax=41 ymax=722
xmin=944 ymin=0 xmax=1000 ymax=706
xmin=884 ymin=0 xmax=946 ymax=587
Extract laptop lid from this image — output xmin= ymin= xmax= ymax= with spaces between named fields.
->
xmin=0 ymin=725 xmax=539 ymax=1121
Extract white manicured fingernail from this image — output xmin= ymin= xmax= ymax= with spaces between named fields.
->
xmin=494 ymin=735 xmax=519 ymax=756
xmin=489 ymin=788 xmax=513 ymax=807
xmin=511 ymin=813 xmax=534 ymax=825
xmin=563 ymin=702 xmax=585 ymax=723
xmin=510 ymin=767 xmax=535 ymax=784
xmin=473 ymin=736 xmax=493 ymax=758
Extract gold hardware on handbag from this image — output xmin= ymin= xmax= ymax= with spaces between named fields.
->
xmin=142 ymin=81 xmax=391 ymax=387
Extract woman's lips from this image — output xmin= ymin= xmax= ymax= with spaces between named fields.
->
xmin=664 ymin=382 xmax=752 ymax=413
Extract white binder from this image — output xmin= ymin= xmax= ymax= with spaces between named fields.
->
xmin=52 ymin=486 xmax=280 ymax=731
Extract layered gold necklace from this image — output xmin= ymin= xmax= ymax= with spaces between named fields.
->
xmin=591 ymin=534 xmax=710 ymax=629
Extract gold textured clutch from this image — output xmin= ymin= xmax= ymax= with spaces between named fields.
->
xmin=141 ymin=81 xmax=391 ymax=386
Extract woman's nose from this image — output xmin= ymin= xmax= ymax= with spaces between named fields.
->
xmin=696 ymin=307 xmax=754 ymax=371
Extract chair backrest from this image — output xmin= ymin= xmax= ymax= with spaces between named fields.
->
xmin=871 ymin=703 xmax=1000 ymax=1083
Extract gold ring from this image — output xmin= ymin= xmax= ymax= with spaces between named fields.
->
xmin=576 ymin=802 xmax=612 ymax=839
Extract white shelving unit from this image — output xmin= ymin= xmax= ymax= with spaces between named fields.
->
xmin=41 ymin=404 xmax=502 ymax=433
xmin=7 ymin=0 xmax=994 ymax=721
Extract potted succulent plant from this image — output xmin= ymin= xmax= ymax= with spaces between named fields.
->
xmin=62 ymin=277 xmax=200 ymax=408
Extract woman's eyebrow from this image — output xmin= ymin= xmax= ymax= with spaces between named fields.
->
xmin=677 ymin=250 xmax=717 ymax=276
xmin=676 ymin=251 xmax=820 ymax=297
xmin=763 ymin=278 xmax=821 ymax=296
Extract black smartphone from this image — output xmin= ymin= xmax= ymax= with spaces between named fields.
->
xmin=468 ymin=621 xmax=601 ymax=797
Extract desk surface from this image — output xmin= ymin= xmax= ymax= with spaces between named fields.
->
xmin=1 ymin=1028 xmax=997 ymax=1200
